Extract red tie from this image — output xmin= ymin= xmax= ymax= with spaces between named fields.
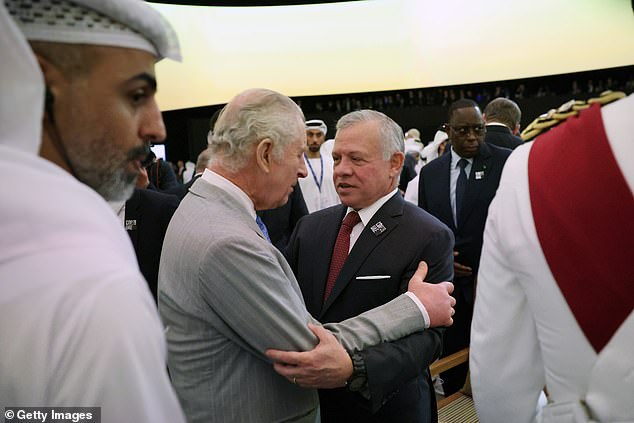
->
xmin=323 ymin=211 xmax=361 ymax=303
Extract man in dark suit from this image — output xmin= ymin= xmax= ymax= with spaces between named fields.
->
xmin=125 ymin=188 xmax=179 ymax=302
xmin=145 ymin=151 xmax=179 ymax=191
xmin=418 ymin=99 xmax=512 ymax=395
xmin=483 ymin=97 xmax=524 ymax=150
xmin=165 ymin=147 xmax=213 ymax=201
xmin=285 ymin=110 xmax=454 ymax=422
xmin=399 ymin=152 xmax=418 ymax=193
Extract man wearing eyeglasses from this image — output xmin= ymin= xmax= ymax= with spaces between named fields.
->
xmin=417 ymin=99 xmax=512 ymax=395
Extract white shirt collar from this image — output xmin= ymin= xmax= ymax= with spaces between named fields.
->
xmin=108 ymin=200 xmax=126 ymax=226
xmin=450 ymin=147 xmax=473 ymax=168
xmin=346 ymin=188 xmax=398 ymax=226
xmin=201 ymin=168 xmax=256 ymax=220
xmin=485 ymin=122 xmax=509 ymax=128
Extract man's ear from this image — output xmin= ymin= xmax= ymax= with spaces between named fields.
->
xmin=255 ymin=138 xmax=274 ymax=173
xmin=34 ymin=54 xmax=66 ymax=102
xmin=390 ymin=151 xmax=405 ymax=176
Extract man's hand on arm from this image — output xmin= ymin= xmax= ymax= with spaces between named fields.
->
xmin=136 ymin=166 xmax=150 ymax=189
xmin=265 ymin=261 xmax=455 ymax=388
xmin=453 ymin=251 xmax=473 ymax=277
xmin=266 ymin=323 xmax=353 ymax=389
xmin=407 ymin=261 xmax=456 ymax=327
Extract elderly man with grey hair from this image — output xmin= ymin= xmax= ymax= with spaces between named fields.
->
xmin=158 ymin=89 xmax=456 ymax=423
xmin=0 ymin=0 xmax=185 ymax=421
xmin=277 ymin=110 xmax=454 ymax=422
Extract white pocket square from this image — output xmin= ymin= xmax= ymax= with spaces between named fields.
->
xmin=355 ymin=275 xmax=391 ymax=280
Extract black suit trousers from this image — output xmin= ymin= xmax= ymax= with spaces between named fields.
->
xmin=319 ymin=375 xmax=432 ymax=423
xmin=439 ymin=275 xmax=474 ymax=395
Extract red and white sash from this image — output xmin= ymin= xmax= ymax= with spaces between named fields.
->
xmin=529 ymin=104 xmax=634 ymax=354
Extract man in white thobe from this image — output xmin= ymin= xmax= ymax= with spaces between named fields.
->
xmin=0 ymin=1 xmax=185 ymax=421
xmin=299 ymin=119 xmax=340 ymax=213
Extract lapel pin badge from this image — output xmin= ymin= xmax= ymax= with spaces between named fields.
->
xmin=125 ymin=219 xmax=137 ymax=231
xmin=370 ymin=221 xmax=386 ymax=236
xmin=475 ymin=170 xmax=485 ymax=180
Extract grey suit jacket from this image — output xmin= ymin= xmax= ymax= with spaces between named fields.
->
xmin=158 ymin=177 xmax=426 ymax=423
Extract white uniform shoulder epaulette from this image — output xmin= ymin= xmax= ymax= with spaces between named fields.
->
xmin=521 ymin=90 xmax=626 ymax=141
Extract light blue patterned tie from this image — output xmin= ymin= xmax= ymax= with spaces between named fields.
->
xmin=255 ymin=215 xmax=271 ymax=243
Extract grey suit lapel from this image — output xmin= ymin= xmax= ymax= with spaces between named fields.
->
xmin=320 ymin=194 xmax=403 ymax=317
xmin=189 ymin=177 xmax=265 ymax=241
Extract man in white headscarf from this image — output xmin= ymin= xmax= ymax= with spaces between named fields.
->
xmin=404 ymin=128 xmax=423 ymax=152
xmin=299 ymin=119 xmax=340 ymax=213
xmin=420 ymin=129 xmax=449 ymax=165
xmin=404 ymin=130 xmax=449 ymax=204
xmin=0 ymin=1 xmax=185 ymax=421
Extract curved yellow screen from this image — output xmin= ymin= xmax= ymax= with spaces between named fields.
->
xmin=152 ymin=0 xmax=634 ymax=111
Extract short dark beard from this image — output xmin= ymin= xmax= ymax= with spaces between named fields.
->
xmin=70 ymin=141 xmax=151 ymax=202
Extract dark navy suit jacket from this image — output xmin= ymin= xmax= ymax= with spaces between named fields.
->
xmin=484 ymin=124 xmax=523 ymax=150
xmin=418 ymin=143 xmax=511 ymax=301
xmin=286 ymin=193 xmax=454 ymax=423
xmin=164 ymin=173 xmax=202 ymax=202
xmin=125 ymin=188 xmax=179 ymax=301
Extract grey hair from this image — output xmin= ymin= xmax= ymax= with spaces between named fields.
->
xmin=335 ymin=109 xmax=404 ymax=160
xmin=208 ymin=88 xmax=305 ymax=173
xmin=484 ymin=97 xmax=522 ymax=129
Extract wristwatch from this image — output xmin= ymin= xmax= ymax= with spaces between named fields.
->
xmin=347 ymin=352 xmax=367 ymax=392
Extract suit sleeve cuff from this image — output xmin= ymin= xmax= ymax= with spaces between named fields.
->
xmin=405 ymin=292 xmax=430 ymax=328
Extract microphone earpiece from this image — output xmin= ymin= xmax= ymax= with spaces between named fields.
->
xmin=45 ymin=88 xmax=55 ymax=108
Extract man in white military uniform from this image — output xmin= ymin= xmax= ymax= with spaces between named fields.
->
xmin=471 ymin=94 xmax=633 ymax=423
